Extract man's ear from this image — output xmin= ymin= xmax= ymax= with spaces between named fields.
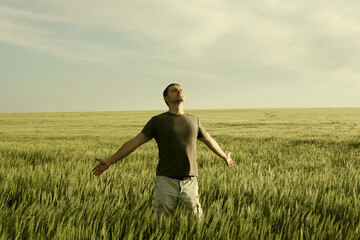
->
xmin=164 ymin=96 xmax=169 ymax=104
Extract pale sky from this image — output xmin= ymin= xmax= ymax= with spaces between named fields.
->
xmin=1 ymin=0 xmax=359 ymax=113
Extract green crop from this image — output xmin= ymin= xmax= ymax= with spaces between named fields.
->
xmin=1 ymin=108 xmax=360 ymax=239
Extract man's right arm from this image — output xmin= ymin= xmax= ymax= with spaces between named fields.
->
xmin=92 ymin=133 xmax=150 ymax=176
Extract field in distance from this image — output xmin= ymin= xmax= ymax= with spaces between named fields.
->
xmin=1 ymin=108 xmax=360 ymax=239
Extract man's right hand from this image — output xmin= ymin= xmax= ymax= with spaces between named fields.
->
xmin=92 ymin=158 xmax=111 ymax=176
xmin=224 ymin=152 xmax=234 ymax=168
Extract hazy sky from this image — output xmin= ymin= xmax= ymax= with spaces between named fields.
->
xmin=1 ymin=0 xmax=359 ymax=113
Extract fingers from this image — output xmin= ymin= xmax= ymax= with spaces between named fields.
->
xmin=92 ymin=158 xmax=106 ymax=176
xmin=226 ymin=152 xmax=234 ymax=168
xmin=93 ymin=166 xmax=105 ymax=176
xmin=92 ymin=165 xmax=102 ymax=176
xmin=93 ymin=170 xmax=102 ymax=176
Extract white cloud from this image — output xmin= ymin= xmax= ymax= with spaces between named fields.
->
xmin=0 ymin=20 xmax=113 ymax=62
xmin=35 ymin=0 xmax=236 ymax=57
xmin=196 ymin=1 xmax=360 ymax=88
xmin=0 ymin=6 xmax=69 ymax=23
xmin=0 ymin=1 xmax=236 ymax=61
xmin=1 ymin=0 xmax=360 ymax=88
xmin=0 ymin=5 xmax=141 ymax=63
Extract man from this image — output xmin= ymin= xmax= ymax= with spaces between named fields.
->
xmin=92 ymin=83 xmax=234 ymax=220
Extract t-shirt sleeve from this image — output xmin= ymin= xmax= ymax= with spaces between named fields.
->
xmin=141 ymin=117 xmax=156 ymax=139
xmin=197 ymin=119 xmax=208 ymax=139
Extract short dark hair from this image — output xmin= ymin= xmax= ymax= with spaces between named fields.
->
xmin=163 ymin=83 xmax=180 ymax=106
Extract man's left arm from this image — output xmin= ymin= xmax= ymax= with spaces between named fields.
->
xmin=198 ymin=133 xmax=234 ymax=168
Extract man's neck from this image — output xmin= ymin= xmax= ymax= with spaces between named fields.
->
xmin=168 ymin=104 xmax=184 ymax=115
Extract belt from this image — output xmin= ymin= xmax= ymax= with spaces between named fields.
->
xmin=168 ymin=176 xmax=192 ymax=181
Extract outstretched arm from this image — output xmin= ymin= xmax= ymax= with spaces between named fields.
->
xmin=92 ymin=133 xmax=150 ymax=176
xmin=198 ymin=133 xmax=234 ymax=168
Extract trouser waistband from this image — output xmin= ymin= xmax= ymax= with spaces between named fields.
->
xmin=167 ymin=176 xmax=194 ymax=181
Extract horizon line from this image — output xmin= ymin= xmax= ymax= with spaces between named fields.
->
xmin=1 ymin=106 xmax=360 ymax=115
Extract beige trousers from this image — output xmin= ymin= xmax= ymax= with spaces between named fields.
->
xmin=152 ymin=176 xmax=203 ymax=221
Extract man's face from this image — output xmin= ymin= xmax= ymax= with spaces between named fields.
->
xmin=165 ymin=85 xmax=185 ymax=105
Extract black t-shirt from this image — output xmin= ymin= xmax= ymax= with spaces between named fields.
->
xmin=141 ymin=112 xmax=207 ymax=176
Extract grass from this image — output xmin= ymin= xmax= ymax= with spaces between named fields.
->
xmin=1 ymin=108 xmax=360 ymax=239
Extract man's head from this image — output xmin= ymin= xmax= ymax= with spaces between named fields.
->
xmin=163 ymin=83 xmax=185 ymax=106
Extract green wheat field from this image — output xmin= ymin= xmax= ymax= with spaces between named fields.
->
xmin=1 ymin=108 xmax=360 ymax=239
